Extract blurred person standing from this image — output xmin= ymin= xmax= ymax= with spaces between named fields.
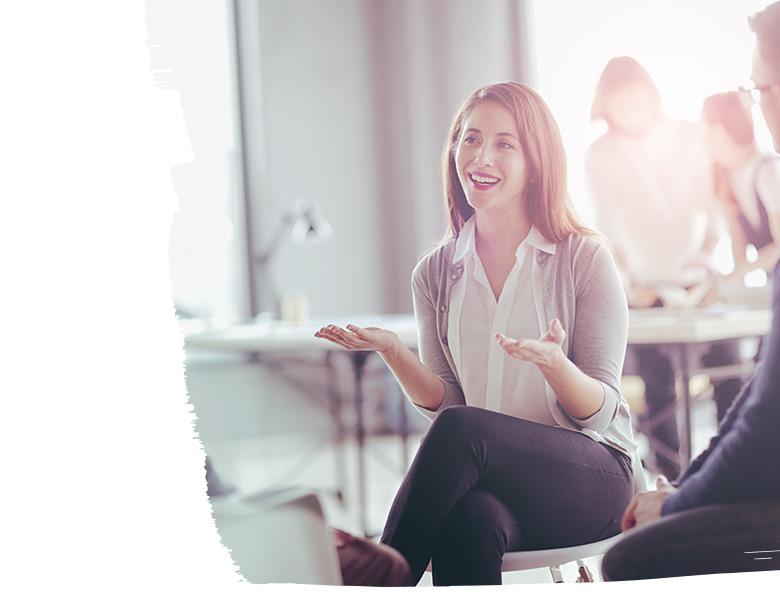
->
xmin=700 ymin=90 xmax=780 ymax=294
xmin=584 ymin=56 xmax=742 ymax=480
xmin=601 ymin=3 xmax=780 ymax=580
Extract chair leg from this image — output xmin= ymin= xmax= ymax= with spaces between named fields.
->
xmin=575 ymin=559 xmax=595 ymax=582
xmin=549 ymin=565 xmax=564 ymax=583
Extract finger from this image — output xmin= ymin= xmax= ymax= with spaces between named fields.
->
xmin=314 ymin=329 xmax=353 ymax=349
xmin=620 ymin=496 xmax=639 ymax=532
xmin=548 ymin=319 xmax=566 ymax=344
xmin=317 ymin=326 xmax=361 ymax=349
xmin=495 ymin=333 xmax=518 ymax=345
xmin=346 ymin=324 xmax=371 ymax=339
xmin=656 ymin=476 xmax=670 ymax=490
xmin=496 ymin=334 xmax=527 ymax=356
xmin=329 ymin=325 xmax=366 ymax=348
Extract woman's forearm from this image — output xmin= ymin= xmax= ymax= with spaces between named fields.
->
xmin=537 ymin=350 xmax=605 ymax=420
xmin=379 ymin=341 xmax=446 ymax=411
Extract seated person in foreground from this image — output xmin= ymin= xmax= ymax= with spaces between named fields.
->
xmin=601 ymin=2 xmax=780 ymax=580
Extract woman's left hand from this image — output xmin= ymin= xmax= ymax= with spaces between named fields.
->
xmin=496 ymin=319 xmax=565 ymax=370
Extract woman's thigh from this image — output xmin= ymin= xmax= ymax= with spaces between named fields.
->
xmin=435 ymin=406 xmax=633 ymax=550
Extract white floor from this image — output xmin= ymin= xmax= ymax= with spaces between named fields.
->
xmin=206 ymin=375 xmax=722 ymax=586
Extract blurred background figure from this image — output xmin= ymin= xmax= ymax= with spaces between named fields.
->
xmin=584 ymin=56 xmax=742 ymax=480
xmin=700 ymin=90 xmax=780 ymax=290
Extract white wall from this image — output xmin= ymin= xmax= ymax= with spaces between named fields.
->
xmin=251 ymin=0 xmax=384 ymax=318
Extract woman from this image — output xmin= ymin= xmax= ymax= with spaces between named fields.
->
xmin=700 ymin=90 xmax=780 ymax=285
xmin=584 ymin=57 xmax=742 ymax=475
xmin=315 ymin=82 xmax=635 ymax=586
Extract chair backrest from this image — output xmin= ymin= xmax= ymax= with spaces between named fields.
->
xmin=212 ymin=487 xmax=343 ymax=585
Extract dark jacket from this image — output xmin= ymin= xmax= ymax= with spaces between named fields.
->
xmin=662 ymin=261 xmax=780 ymax=514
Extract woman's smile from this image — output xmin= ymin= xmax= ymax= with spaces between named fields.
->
xmin=468 ymin=171 xmax=501 ymax=190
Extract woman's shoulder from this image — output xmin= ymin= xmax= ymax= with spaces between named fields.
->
xmin=556 ymin=231 xmax=608 ymax=257
xmin=552 ymin=233 xmax=616 ymax=277
xmin=414 ymin=237 xmax=457 ymax=270
xmin=412 ymin=238 xmax=457 ymax=282
xmin=584 ymin=133 xmax=613 ymax=158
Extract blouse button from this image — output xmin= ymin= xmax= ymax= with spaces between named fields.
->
xmin=440 ymin=305 xmax=447 ymax=312
xmin=451 ymin=273 xmax=458 ymax=280
xmin=442 ymin=337 xmax=448 ymax=345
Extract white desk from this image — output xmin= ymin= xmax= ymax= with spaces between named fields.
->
xmin=627 ymin=306 xmax=771 ymax=345
xmin=626 ymin=306 xmax=772 ymax=467
xmin=184 ymin=313 xmax=418 ymax=354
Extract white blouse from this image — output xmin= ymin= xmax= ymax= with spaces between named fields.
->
xmin=448 ymin=217 xmax=558 ymax=425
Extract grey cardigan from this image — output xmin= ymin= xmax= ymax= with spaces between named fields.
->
xmin=411 ymin=232 xmax=636 ymax=455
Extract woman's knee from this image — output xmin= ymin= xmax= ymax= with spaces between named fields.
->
xmin=428 ymin=405 xmax=486 ymax=443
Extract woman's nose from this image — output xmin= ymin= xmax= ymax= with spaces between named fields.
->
xmin=475 ymin=145 xmax=494 ymax=166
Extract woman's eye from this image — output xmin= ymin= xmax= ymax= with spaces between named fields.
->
xmin=498 ymin=141 xmax=513 ymax=150
xmin=463 ymin=135 xmax=479 ymax=144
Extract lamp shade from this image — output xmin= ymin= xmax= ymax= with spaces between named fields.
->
xmin=290 ymin=197 xmax=333 ymax=245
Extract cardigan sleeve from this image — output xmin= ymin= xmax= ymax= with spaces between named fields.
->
xmin=410 ymin=257 xmax=465 ymax=420
xmin=565 ymin=240 xmax=630 ymax=433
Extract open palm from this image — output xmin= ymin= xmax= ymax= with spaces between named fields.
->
xmin=314 ymin=323 xmax=398 ymax=353
xmin=495 ymin=318 xmax=566 ymax=368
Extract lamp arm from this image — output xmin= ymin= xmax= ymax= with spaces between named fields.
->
xmin=256 ymin=211 xmax=297 ymax=266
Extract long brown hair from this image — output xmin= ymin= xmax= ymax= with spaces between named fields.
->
xmin=701 ymin=91 xmax=755 ymax=146
xmin=440 ymin=82 xmax=596 ymax=244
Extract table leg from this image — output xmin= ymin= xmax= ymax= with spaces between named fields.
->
xmin=325 ymin=351 xmax=347 ymax=504
xmin=351 ymin=350 xmax=371 ymax=537
xmin=678 ymin=346 xmax=693 ymax=467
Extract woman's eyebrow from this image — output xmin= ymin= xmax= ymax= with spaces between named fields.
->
xmin=464 ymin=128 xmax=519 ymax=139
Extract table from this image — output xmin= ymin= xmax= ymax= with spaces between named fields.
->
xmin=184 ymin=314 xmax=418 ymax=537
xmin=626 ymin=306 xmax=772 ymax=467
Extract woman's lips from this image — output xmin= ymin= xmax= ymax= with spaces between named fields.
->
xmin=469 ymin=172 xmax=500 ymax=189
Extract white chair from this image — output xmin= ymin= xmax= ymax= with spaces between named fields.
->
xmin=499 ymin=448 xmax=649 ymax=583
xmin=211 ymin=487 xmax=342 ymax=585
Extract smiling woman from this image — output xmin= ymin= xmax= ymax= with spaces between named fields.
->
xmin=315 ymin=82 xmax=637 ymax=587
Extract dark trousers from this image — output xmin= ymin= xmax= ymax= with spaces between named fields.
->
xmin=637 ymin=341 xmax=742 ymax=481
xmin=602 ymin=499 xmax=780 ymax=580
xmin=379 ymin=406 xmax=634 ymax=586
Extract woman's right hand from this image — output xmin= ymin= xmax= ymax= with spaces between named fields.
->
xmin=314 ymin=324 xmax=399 ymax=354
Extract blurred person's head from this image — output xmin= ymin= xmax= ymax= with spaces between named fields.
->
xmin=700 ymin=91 xmax=756 ymax=169
xmin=590 ymin=56 xmax=663 ymax=138
xmin=442 ymin=82 xmax=593 ymax=244
xmin=749 ymin=1 xmax=780 ymax=150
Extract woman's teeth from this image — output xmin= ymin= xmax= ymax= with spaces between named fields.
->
xmin=471 ymin=173 xmax=499 ymax=185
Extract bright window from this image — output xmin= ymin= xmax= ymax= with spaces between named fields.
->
xmin=532 ymin=0 xmax=774 ymax=226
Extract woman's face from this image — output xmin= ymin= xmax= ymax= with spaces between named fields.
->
xmin=603 ymin=83 xmax=658 ymax=137
xmin=455 ymin=100 xmax=531 ymax=218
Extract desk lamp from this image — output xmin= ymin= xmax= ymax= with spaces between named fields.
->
xmin=255 ymin=197 xmax=333 ymax=319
